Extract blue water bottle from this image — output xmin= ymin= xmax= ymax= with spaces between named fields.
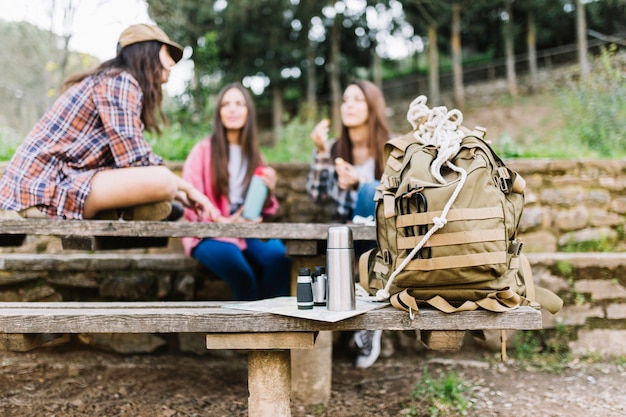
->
xmin=242 ymin=167 xmax=268 ymax=220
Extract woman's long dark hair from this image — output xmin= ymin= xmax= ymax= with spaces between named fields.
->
xmin=62 ymin=41 xmax=166 ymax=134
xmin=210 ymin=83 xmax=262 ymax=200
xmin=331 ymin=79 xmax=391 ymax=179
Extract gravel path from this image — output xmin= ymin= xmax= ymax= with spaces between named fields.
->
xmin=1 ymin=343 xmax=625 ymax=417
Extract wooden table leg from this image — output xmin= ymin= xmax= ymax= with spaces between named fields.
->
xmin=248 ymin=349 xmax=292 ymax=417
xmin=291 ymin=330 xmax=332 ymax=405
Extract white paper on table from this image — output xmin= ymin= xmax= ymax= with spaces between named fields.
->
xmin=225 ymin=296 xmax=389 ymax=322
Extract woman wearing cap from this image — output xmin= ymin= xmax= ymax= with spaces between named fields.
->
xmin=0 ymin=24 xmax=219 ymax=221
xmin=181 ymin=83 xmax=291 ymax=301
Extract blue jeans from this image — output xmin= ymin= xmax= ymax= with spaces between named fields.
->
xmin=192 ymin=238 xmax=291 ymax=301
xmin=353 ymin=180 xmax=379 ymax=219
xmin=353 ymin=181 xmax=379 ymax=257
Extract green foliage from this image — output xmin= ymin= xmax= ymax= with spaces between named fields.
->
xmin=558 ymin=46 xmax=626 ymax=158
xmin=511 ymin=328 xmax=573 ymax=372
xmin=146 ymin=123 xmax=206 ymax=161
xmin=559 ymin=237 xmax=616 ymax=253
xmin=0 ymin=127 xmax=21 ymax=161
xmin=261 ymin=113 xmax=317 ymax=163
xmin=555 ymin=260 xmax=573 ymax=277
xmin=405 ymin=368 xmax=473 ymax=417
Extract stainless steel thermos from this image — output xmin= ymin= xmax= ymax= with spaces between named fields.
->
xmin=326 ymin=226 xmax=355 ymax=311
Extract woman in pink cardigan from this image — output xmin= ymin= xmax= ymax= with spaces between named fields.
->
xmin=182 ymin=83 xmax=290 ymax=301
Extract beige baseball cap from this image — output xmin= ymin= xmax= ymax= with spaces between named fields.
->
xmin=117 ymin=24 xmax=184 ymax=63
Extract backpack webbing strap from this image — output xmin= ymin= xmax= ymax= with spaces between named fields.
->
xmin=398 ymin=228 xmax=505 ymax=250
xmin=402 ymin=251 xmax=508 ymax=271
xmin=391 ymin=286 xmax=529 ymax=315
xmin=359 ymin=248 xmax=375 ymax=292
xmin=519 ymin=253 xmax=536 ymax=302
xmin=396 ymin=206 xmax=504 ymax=227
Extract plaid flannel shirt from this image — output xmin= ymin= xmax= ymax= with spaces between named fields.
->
xmin=0 ymin=70 xmax=163 ymax=219
xmin=306 ymin=148 xmax=357 ymax=222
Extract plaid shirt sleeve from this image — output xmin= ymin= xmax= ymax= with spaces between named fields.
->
xmin=93 ymin=72 xmax=163 ymax=167
xmin=306 ymin=148 xmax=356 ymax=221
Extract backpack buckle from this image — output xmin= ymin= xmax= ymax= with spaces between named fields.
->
xmin=508 ymin=239 xmax=524 ymax=256
xmin=385 ymin=176 xmax=400 ymax=189
xmin=382 ymin=249 xmax=391 ymax=265
xmin=496 ymin=167 xmax=512 ymax=193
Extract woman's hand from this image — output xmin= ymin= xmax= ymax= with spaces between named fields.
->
xmin=258 ymin=166 xmax=277 ymax=193
xmin=221 ymin=207 xmax=262 ymax=224
xmin=175 ymin=177 xmax=222 ymax=222
xmin=184 ymin=188 xmax=222 ymax=222
xmin=311 ymin=119 xmax=330 ymax=154
xmin=335 ymin=158 xmax=359 ymax=190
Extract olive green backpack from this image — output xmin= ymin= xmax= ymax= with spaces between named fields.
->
xmin=359 ymin=96 xmax=562 ymax=316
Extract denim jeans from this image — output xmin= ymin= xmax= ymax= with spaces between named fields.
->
xmin=192 ymin=238 xmax=291 ymax=301
xmin=353 ymin=180 xmax=379 ymax=257
xmin=352 ymin=180 xmax=379 ymax=219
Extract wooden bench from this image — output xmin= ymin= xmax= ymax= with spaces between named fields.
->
xmin=0 ymin=300 xmax=541 ymax=417
xmin=0 ymin=218 xmax=544 ymax=416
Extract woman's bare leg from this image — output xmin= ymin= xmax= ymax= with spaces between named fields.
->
xmin=83 ymin=166 xmax=178 ymax=219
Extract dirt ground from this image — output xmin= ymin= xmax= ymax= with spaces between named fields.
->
xmin=0 ymin=334 xmax=625 ymax=417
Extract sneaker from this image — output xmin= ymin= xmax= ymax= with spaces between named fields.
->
xmin=164 ymin=201 xmax=184 ymax=222
xmin=95 ymin=201 xmax=172 ymax=221
xmin=352 ymin=329 xmax=382 ymax=369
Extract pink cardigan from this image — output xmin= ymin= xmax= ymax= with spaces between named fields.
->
xmin=181 ymin=137 xmax=279 ymax=256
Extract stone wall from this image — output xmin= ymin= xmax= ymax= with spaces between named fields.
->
xmin=264 ymin=159 xmax=626 ymax=254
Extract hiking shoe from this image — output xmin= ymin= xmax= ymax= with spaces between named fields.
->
xmin=164 ymin=201 xmax=184 ymax=221
xmin=352 ymin=329 xmax=382 ymax=369
xmin=95 ymin=201 xmax=172 ymax=221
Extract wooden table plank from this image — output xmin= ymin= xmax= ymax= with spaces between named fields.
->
xmin=0 ymin=302 xmax=542 ymax=333
xmin=0 ymin=220 xmax=376 ymax=240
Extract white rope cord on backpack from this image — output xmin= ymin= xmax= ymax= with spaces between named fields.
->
xmin=406 ymin=95 xmax=465 ymax=184
xmin=375 ymin=96 xmax=468 ymax=302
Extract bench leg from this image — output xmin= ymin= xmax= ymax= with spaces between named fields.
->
xmin=291 ymin=330 xmax=332 ymax=405
xmin=248 ymin=349 xmax=292 ymax=417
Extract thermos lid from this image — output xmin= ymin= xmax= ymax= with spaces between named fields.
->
xmin=327 ymin=226 xmax=353 ymax=249
xmin=298 ymin=267 xmax=311 ymax=275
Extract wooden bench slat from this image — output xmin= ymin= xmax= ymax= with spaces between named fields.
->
xmin=0 ymin=219 xmax=376 ymax=240
xmin=0 ymin=302 xmax=542 ymax=334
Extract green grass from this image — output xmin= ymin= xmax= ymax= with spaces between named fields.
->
xmin=0 ymin=127 xmax=21 ymax=161
xmin=405 ymin=368 xmax=473 ymax=416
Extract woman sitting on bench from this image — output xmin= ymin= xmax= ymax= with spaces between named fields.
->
xmin=0 ymin=24 xmax=218 ymax=222
xmin=181 ymin=83 xmax=291 ymax=301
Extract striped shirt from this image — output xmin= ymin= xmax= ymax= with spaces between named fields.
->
xmin=0 ymin=69 xmax=163 ymax=219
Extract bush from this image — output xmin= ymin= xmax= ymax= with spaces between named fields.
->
xmin=261 ymin=112 xmax=317 ymax=163
xmin=0 ymin=127 xmax=21 ymax=161
xmin=558 ymin=46 xmax=626 ymax=158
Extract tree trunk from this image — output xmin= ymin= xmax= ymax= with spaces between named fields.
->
xmin=527 ymin=10 xmax=538 ymax=93
xmin=451 ymin=2 xmax=464 ymax=108
xmin=271 ymin=84 xmax=283 ymax=145
xmin=504 ymin=2 xmax=518 ymax=97
xmin=372 ymin=37 xmax=383 ymax=88
xmin=427 ymin=24 xmax=440 ymax=105
xmin=329 ymin=13 xmax=342 ymax=137
xmin=304 ymin=20 xmax=317 ymax=122
xmin=576 ymin=0 xmax=590 ymax=77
